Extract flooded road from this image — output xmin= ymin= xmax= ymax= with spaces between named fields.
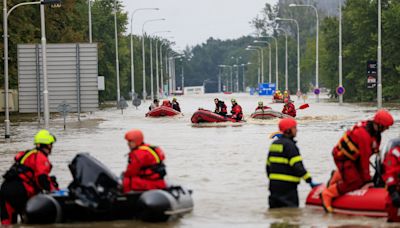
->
xmin=1 ymin=93 xmax=400 ymax=227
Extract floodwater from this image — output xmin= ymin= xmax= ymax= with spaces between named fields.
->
xmin=1 ymin=93 xmax=400 ymax=228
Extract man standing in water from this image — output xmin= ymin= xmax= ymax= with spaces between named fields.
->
xmin=267 ymin=118 xmax=319 ymax=208
xmin=321 ymin=109 xmax=394 ymax=213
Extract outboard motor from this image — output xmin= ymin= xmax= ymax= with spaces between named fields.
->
xmin=24 ymin=194 xmax=62 ymax=224
xmin=68 ymin=153 xmax=121 ymax=209
xmin=136 ymin=186 xmax=194 ymax=222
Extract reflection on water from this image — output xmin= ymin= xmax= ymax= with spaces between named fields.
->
xmin=0 ymin=93 xmax=399 ymax=227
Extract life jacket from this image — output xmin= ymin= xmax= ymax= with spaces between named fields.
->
xmin=216 ymin=101 xmax=227 ymax=114
xmin=136 ymin=145 xmax=166 ymax=180
xmin=334 ymin=121 xmax=379 ymax=161
xmin=162 ymin=100 xmax=172 ymax=107
xmin=2 ymin=150 xmax=42 ymax=192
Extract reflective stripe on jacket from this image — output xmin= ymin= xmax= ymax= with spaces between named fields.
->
xmin=266 ymin=137 xmax=311 ymax=184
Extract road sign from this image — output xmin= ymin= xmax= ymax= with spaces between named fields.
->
xmin=57 ymin=101 xmax=70 ymax=130
xmin=336 ymin=86 xmax=345 ymax=95
xmin=367 ymin=60 xmax=377 ymax=89
xmin=118 ymin=97 xmax=128 ymax=114
xmin=314 ymin=88 xmax=320 ymax=95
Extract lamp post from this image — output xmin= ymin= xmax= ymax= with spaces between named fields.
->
xmin=129 ymin=8 xmax=159 ymax=101
xmin=250 ymin=43 xmax=264 ymax=83
xmin=276 ymin=28 xmax=289 ymax=91
xmin=377 ymin=0 xmax=382 ymax=108
xmin=275 ymin=17 xmax=301 ymax=96
xmin=88 ymin=0 xmax=92 ymax=43
xmin=231 ymin=56 xmax=242 ymax=92
xmin=245 ymin=48 xmax=261 ymax=85
xmin=3 ymin=0 xmax=61 ymax=136
xmin=240 ymin=63 xmax=251 ymax=92
xmin=151 ymin=31 xmax=171 ymax=99
xmin=254 ymin=40 xmax=272 ymax=83
xmin=113 ymin=0 xmax=121 ymax=102
xmin=261 ymin=36 xmax=279 ymax=90
xmin=247 ymin=46 xmax=263 ymax=84
xmin=338 ymin=0 xmax=343 ymax=105
xmin=290 ymin=3 xmax=319 ymax=101
xmin=141 ymin=18 xmax=165 ymax=101
xmin=160 ymin=37 xmax=174 ymax=98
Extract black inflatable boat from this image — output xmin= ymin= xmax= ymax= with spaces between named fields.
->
xmin=24 ymin=153 xmax=193 ymax=224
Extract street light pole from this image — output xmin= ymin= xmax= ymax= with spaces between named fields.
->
xmin=129 ymin=8 xmax=158 ymax=102
xmin=246 ymin=48 xmax=262 ymax=85
xmin=141 ymin=18 xmax=165 ymax=101
xmin=88 ymin=0 xmax=92 ymax=43
xmin=290 ymin=4 xmax=319 ymax=101
xmin=262 ymin=36 xmax=279 ymax=90
xmin=275 ymin=18 xmax=301 ymax=95
xmin=276 ymin=28 xmax=289 ymax=91
xmin=151 ymin=31 xmax=171 ymax=99
xmin=338 ymin=0 xmax=343 ymax=105
xmin=3 ymin=0 xmax=10 ymax=138
xmin=113 ymin=0 xmax=120 ymax=102
xmin=377 ymin=0 xmax=382 ymax=109
xmin=40 ymin=4 xmax=50 ymax=128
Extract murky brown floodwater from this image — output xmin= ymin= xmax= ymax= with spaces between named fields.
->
xmin=1 ymin=93 xmax=399 ymax=227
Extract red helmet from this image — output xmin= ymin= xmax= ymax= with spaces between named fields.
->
xmin=125 ymin=129 xmax=144 ymax=145
xmin=279 ymin=118 xmax=297 ymax=132
xmin=373 ymin=109 xmax=394 ymax=127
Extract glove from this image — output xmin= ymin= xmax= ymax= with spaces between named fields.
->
xmin=50 ymin=175 xmax=59 ymax=189
xmin=309 ymin=181 xmax=322 ymax=188
xmin=391 ymin=191 xmax=400 ymax=207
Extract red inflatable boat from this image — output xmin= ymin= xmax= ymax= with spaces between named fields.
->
xmin=306 ymin=184 xmax=388 ymax=217
xmin=250 ymin=109 xmax=292 ymax=119
xmin=145 ymin=106 xmax=180 ymax=117
xmin=191 ymin=109 xmax=239 ymax=123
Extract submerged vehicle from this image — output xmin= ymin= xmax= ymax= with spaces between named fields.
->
xmin=24 ymin=153 xmax=193 ymax=224
xmin=250 ymin=109 xmax=292 ymax=120
xmin=190 ymin=109 xmax=241 ymax=123
xmin=146 ymin=106 xmax=181 ymax=117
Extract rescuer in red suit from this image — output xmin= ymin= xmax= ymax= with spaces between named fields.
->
xmin=321 ymin=110 xmax=394 ymax=213
xmin=214 ymin=98 xmax=227 ymax=117
xmin=230 ymin=98 xmax=243 ymax=121
xmin=123 ymin=129 xmax=167 ymax=192
xmin=0 ymin=130 xmax=58 ymax=225
xmin=282 ymin=98 xmax=296 ymax=118
xmin=255 ymin=101 xmax=271 ymax=111
xmin=382 ymin=142 xmax=400 ymax=222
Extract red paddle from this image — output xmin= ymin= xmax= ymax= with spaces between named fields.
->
xmin=297 ymin=103 xmax=309 ymax=110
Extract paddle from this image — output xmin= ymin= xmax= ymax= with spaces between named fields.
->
xmin=296 ymin=103 xmax=309 ymax=110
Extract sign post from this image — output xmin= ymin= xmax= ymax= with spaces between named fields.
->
xmin=367 ymin=60 xmax=377 ymax=89
xmin=57 ymin=101 xmax=70 ymax=130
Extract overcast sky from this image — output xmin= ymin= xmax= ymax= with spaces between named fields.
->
xmin=121 ymin=0 xmax=277 ymax=49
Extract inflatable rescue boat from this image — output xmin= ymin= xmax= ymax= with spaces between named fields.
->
xmin=306 ymin=184 xmax=388 ymax=217
xmin=146 ymin=106 xmax=181 ymax=117
xmin=250 ymin=109 xmax=292 ymax=120
xmin=191 ymin=109 xmax=240 ymax=123
xmin=24 ymin=153 xmax=193 ymax=224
